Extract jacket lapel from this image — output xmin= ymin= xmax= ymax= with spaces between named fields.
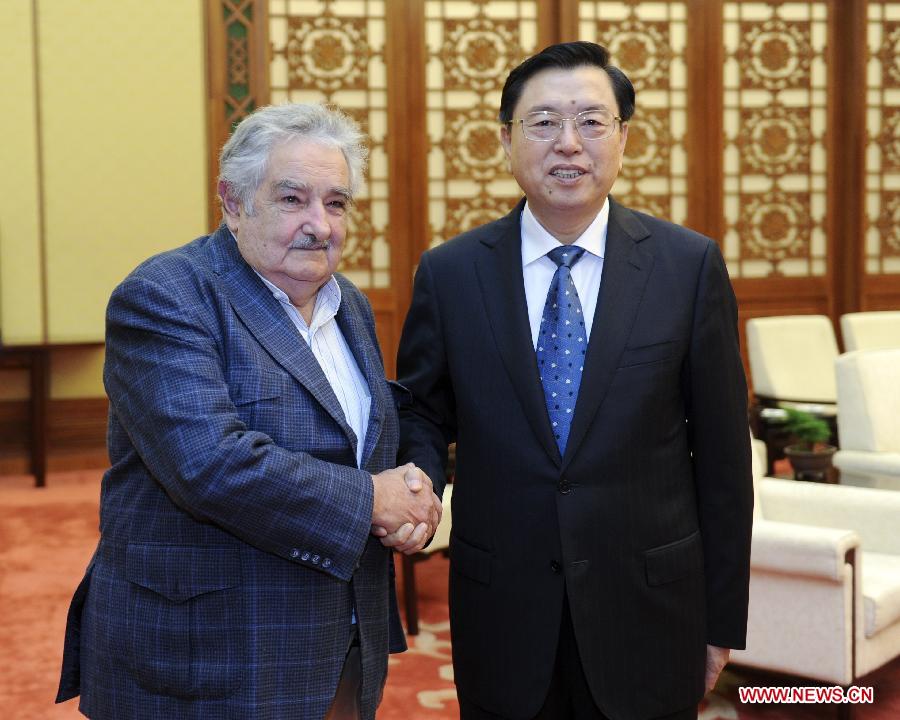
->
xmin=335 ymin=285 xmax=385 ymax=469
xmin=206 ymin=227 xmax=359 ymax=454
xmin=563 ymin=199 xmax=654 ymax=466
xmin=475 ymin=201 xmax=562 ymax=464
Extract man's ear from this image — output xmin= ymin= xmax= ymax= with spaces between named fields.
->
xmin=499 ymin=124 xmax=512 ymax=154
xmin=617 ymin=123 xmax=629 ymax=172
xmin=217 ymin=180 xmax=242 ymax=225
xmin=499 ymin=124 xmax=512 ymax=171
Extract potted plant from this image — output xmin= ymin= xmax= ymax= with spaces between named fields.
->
xmin=782 ymin=408 xmax=837 ymax=482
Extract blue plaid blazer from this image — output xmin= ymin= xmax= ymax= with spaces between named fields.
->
xmin=56 ymin=226 xmax=405 ymax=720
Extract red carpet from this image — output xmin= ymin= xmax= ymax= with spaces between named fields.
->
xmin=2 ymin=471 xmax=899 ymax=719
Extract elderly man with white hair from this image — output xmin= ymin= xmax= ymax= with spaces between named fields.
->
xmin=56 ymin=103 xmax=440 ymax=720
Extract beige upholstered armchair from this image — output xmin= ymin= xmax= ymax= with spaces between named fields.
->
xmin=732 ymin=439 xmax=900 ymax=686
xmin=833 ymin=349 xmax=900 ymax=490
xmin=840 ymin=311 xmax=900 ymax=352
xmin=746 ymin=315 xmax=840 ymax=474
xmin=746 ymin=315 xmax=840 ymax=407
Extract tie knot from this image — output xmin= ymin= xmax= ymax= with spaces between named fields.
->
xmin=547 ymin=245 xmax=586 ymax=269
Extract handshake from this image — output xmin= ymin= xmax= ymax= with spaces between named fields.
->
xmin=370 ymin=463 xmax=443 ymax=555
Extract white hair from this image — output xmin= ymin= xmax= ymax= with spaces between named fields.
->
xmin=218 ymin=103 xmax=368 ymax=215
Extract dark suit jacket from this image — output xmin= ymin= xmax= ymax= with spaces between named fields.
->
xmin=396 ymin=198 xmax=753 ymax=720
xmin=56 ymin=226 xmax=405 ymax=720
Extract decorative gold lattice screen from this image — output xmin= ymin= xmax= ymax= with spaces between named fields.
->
xmin=268 ymin=0 xmax=391 ymax=289
xmin=722 ymin=1 xmax=829 ymax=279
xmin=866 ymin=1 xmax=900 ymax=276
xmin=423 ymin=0 xmax=540 ymax=247
xmin=578 ymin=1 xmax=688 ymax=226
xmin=208 ymin=0 xmax=900 ymax=357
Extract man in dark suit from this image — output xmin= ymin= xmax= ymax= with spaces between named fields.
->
xmin=56 ymin=103 xmax=440 ymax=720
xmin=396 ymin=42 xmax=753 ymax=720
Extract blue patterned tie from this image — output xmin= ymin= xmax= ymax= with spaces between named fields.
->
xmin=537 ymin=246 xmax=587 ymax=455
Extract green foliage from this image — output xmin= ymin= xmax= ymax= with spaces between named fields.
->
xmin=783 ymin=408 xmax=831 ymax=450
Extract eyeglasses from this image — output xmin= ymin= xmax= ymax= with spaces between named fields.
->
xmin=508 ymin=110 xmax=622 ymax=142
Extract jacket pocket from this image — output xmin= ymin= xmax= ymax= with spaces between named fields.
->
xmin=449 ymin=532 xmax=492 ymax=585
xmin=619 ymin=340 xmax=675 ymax=368
xmin=231 ymin=368 xmax=289 ymax=405
xmin=230 ymin=368 xmax=293 ymax=435
xmin=125 ymin=543 xmax=244 ymax=698
xmin=644 ymin=530 xmax=704 ymax=586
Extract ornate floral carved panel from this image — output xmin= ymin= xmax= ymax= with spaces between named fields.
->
xmin=424 ymin=0 xmax=541 ymax=247
xmin=865 ymin=1 xmax=900 ymax=275
xmin=722 ymin=1 xmax=829 ymax=279
xmin=268 ymin=0 xmax=391 ymax=288
xmin=578 ymin=1 xmax=688 ymax=225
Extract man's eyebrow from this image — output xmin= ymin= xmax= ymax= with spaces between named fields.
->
xmin=525 ymin=105 xmax=560 ymax=114
xmin=271 ymin=180 xmax=352 ymax=203
xmin=272 ymin=179 xmax=310 ymax=193
xmin=332 ymin=186 xmax=353 ymax=203
xmin=526 ymin=103 xmax=610 ymax=114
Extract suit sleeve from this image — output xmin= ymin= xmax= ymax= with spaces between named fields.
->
xmin=683 ymin=240 xmax=753 ymax=649
xmin=395 ymin=252 xmax=456 ymax=497
xmin=104 ymin=271 xmax=373 ymax=582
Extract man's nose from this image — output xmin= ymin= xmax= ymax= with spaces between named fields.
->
xmin=301 ymin=201 xmax=331 ymax=239
xmin=555 ymin=119 xmax=582 ymax=152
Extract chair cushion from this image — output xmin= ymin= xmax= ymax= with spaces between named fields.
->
xmin=862 ymin=551 xmax=900 ymax=637
xmin=840 ymin=311 xmax=900 ymax=352
xmin=836 ymin=349 xmax=900 ymax=453
xmin=747 ymin=315 xmax=838 ymax=401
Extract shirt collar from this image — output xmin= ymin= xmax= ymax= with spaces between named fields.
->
xmin=521 ymin=198 xmax=609 ymax=267
xmin=256 ymin=271 xmax=342 ymax=330
xmin=230 ymin=231 xmax=342 ymax=330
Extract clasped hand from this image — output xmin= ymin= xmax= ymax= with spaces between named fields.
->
xmin=371 ymin=463 xmax=442 ymax=554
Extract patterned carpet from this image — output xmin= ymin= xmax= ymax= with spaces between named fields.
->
xmin=2 ymin=470 xmax=899 ymax=719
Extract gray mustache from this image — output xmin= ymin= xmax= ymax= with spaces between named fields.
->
xmin=289 ymin=235 xmax=329 ymax=250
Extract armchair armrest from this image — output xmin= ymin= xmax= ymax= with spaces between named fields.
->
xmin=833 ymin=450 xmax=900 ymax=476
xmin=759 ymin=477 xmax=900 ymax=554
xmin=751 ymin=519 xmax=859 ymax=580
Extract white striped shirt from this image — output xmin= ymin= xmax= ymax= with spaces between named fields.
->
xmin=521 ymin=199 xmax=608 ymax=349
xmin=255 ymin=272 xmax=372 ymax=468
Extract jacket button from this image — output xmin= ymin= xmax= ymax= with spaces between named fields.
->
xmin=301 ymin=551 xmax=311 ymax=561
xmin=550 ymin=560 xmax=562 ymax=574
xmin=290 ymin=548 xmax=300 ymax=558
xmin=323 ymin=558 xmax=332 ymax=568
xmin=312 ymin=554 xmax=320 ymax=564
xmin=558 ymin=480 xmax=571 ymax=494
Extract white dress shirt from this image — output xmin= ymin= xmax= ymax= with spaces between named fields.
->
xmin=521 ymin=199 xmax=609 ymax=349
xmin=255 ymin=271 xmax=372 ymax=469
